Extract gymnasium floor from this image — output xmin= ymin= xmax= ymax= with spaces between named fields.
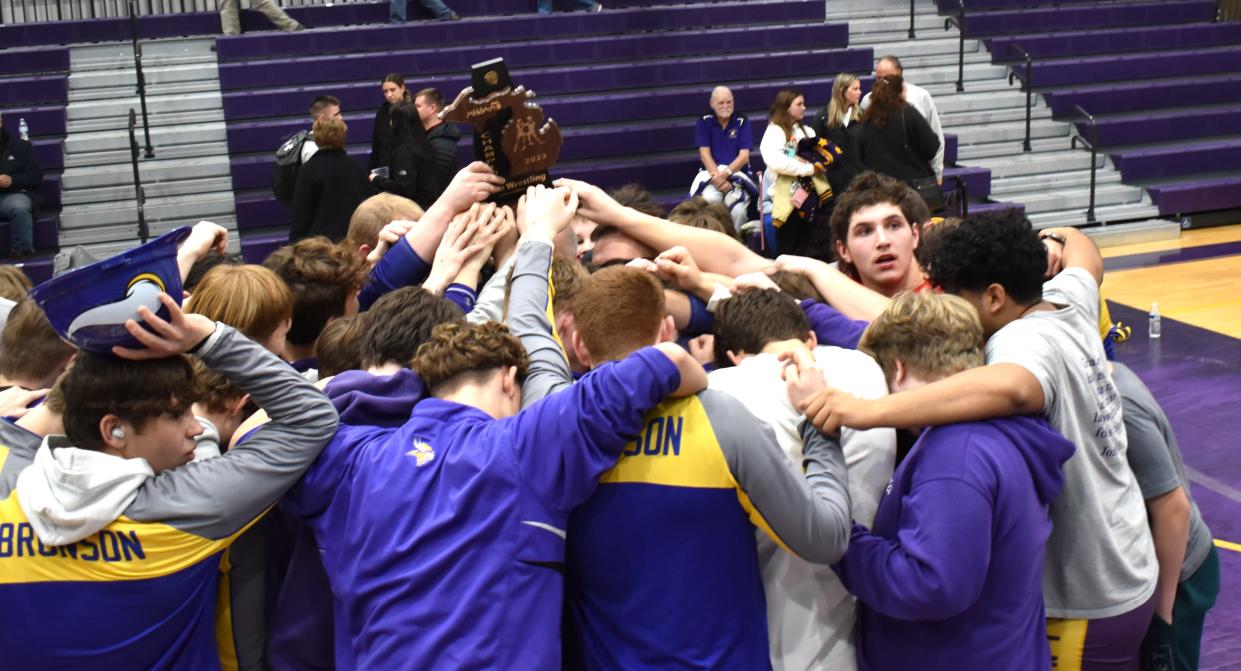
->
xmin=1100 ymin=224 xmax=1241 ymax=669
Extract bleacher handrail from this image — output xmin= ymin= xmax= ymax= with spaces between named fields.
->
xmin=1005 ymin=43 xmax=1033 ymax=152
xmin=128 ymin=0 xmax=154 ymax=159
xmin=127 ymin=109 xmax=150 ymax=243
xmin=1069 ymin=104 xmax=1100 ymax=225
xmin=943 ymin=0 xmax=966 ymax=92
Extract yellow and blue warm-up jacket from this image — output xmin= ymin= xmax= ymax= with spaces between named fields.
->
xmin=0 ymin=326 xmax=338 ymax=670
xmin=506 ymin=239 xmax=854 ymax=670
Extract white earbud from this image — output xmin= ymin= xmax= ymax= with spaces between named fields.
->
xmin=110 ymin=427 xmax=125 ymax=440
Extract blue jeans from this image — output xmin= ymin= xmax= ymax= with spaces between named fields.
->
xmin=390 ymin=0 xmax=454 ymax=22
xmin=537 ymin=0 xmax=598 ymax=14
xmin=0 ymin=192 xmax=34 ymax=254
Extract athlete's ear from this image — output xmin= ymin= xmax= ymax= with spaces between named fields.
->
xmin=657 ymin=315 xmax=676 ymax=344
xmin=725 ymin=350 xmax=745 ymax=366
xmin=570 ymin=330 xmax=594 ymax=370
xmin=805 ymin=330 xmax=818 ymax=350
xmin=100 ymin=414 xmax=127 ymax=451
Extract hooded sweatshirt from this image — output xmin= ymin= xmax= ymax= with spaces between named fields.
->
xmin=0 ymin=325 xmax=339 ymax=670
xmin=835 ymin=416 xmax=1074 ymax=671
xmin=280 ymin=348 xmax=682 ymax=670
xmin=266 ymin=368 xmax=427 ymax=671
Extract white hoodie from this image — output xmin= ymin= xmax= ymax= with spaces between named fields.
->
xmin=16 ymin=438 xmax=154 ymax=546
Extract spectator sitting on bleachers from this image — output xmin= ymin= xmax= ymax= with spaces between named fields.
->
xmin=538 ymin=0 xmax=601 ymax=16
xmin=862 ymin=56 xmax=945 ymax=181
xmin=812 ymin=73 xmax=866 ymax=200
xmin=390 ymin=0 xmax=459 ymax=23
xmin=858 ymin=75 xmax=940 ymax=191
xmin=691 ymin=86 xmax=756 ymax=232
xmin=369 ymin=74 xmax=411 ymax=171
xmin=0 ymin=113 xmax=44 ymax=259
xmin=415 ymin=88 xmax=462 ymax=207
xmin=290 ymin=116 xmax=375 ymax=243
xmin=219 ymin=0 xmax=303 ymax=35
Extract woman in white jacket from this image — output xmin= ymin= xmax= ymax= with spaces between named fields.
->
xmin=760 ymin=89 xmax=826 ymax=257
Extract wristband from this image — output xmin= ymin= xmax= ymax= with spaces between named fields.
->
xmin=1039 ymin=231 xmax=1067 ymax=247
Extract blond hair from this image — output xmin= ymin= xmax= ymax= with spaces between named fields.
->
xmin=346 ymin=192 xmax=425 ymax=252
xmin=826 ymin=73 xmax=859 ymax=130
xmin=312 ymin=115 xmax=347 ymax=151
xmin=188 ymin=264 xmax=294 ymax=343
xmin=858 ymin=291 xmax=985 ymax=383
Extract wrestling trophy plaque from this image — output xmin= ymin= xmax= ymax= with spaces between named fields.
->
xmin=441 ymin=57 xmax=564 ymax=203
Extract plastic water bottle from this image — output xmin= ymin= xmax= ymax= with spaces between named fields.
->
xmin=1148 ymin=302 xmax=1161 ymax=339
xmin=18 ymin=118 xmax=29 ymax=141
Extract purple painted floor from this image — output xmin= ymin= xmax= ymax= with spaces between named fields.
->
xmin=1110 ymin=297 xmax=1241 ymax=671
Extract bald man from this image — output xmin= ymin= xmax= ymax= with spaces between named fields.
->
xmin=692 ymin=85 xmax=756 ymax=231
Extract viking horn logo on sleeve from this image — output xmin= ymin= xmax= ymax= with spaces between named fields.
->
xmin=66 ymin=273 xmax=167 ymax=339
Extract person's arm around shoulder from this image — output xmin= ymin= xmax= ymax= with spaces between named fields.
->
xmin=775 ymin=254 xmax=892 ymax=322
xmin=800 ymin=362 xmax=1044 ymax=434
xmin=114 ymin=294 xmax=338 ymax=540
xmin=505 ymin=342 xmax=705 ymax=514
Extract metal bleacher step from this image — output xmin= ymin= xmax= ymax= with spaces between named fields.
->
xmin=59 ymin=192 xmax=235 ymax=233
xmin=968 ymin=150 xmax=1097 ymax=178
xmin=68 ymin=90 xmax=222 ymax=123
xmin=62 ymin=140 xmax=230 ymax=169
xmin=1009 ymin=183 xmax=1145 ymax=215
xmin=70 ymin=61 xmax=221 ymax=91
xmin=64 ymin=121 xmax=222 ymax=155
xmin=1028 ymin=201 xmax=1164 ymax=229
xmin=71 ymin=37 xmax=218 ymax=72
xmin=61 ymin=174 xmax=234 ymax=207
xmin=71 ymin=79 xmax=221 ymax=101
xmin=61 ymin=155 xmax=231 ymax=191
xmin=988 ymin=168 xmax=1124 ymax=196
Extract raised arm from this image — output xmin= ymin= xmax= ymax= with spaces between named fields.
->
xmin=560 ymin=177 xmax=770 ymax=276
xmin=402 ymin=161 xmax=505 ymax=262
xmin=1041 ymin=226 xmax=1103 ymax=285
xmin=505 ymin=344 xmax=702 ymax=513
xmin=115 ymin=295 xmax=338 ymax=539
xmin=775 ymin=254 xmax=892 ymax=321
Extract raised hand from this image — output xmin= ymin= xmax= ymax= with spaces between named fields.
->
xmin=779 ymin=349 xmax=825 ymax=410
xmin=176 ymin=221 xmax=230 ymax=282
xmin=555 ymin=178 xmax=627 ymax=225
xmin=112 ymin=292 xmax=218 ymax=360
xmin=522 ymin=184 xmax=579 ymax=242
xmin=653 ymin=246 xmax=706 ymax=296
xmin=365 ymin=219 xmax=416 ymax=267
xmin=432 ymin=162 xmax=506 ymax=217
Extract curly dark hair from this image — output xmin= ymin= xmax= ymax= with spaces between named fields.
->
xmin=359 ymin=286 xmax=464 ymax=369
xmin=830 ymin=171 xmax=930 ymax=279
xmin=411 ymin=321 xmax=529 ymax=393
xmin=921 ymin=210 xmax=1047 ymax=305
xmin=263 ymin=237 xmax=369 ymax=347
xmin=60 ymin=352 xmax=198 ymax=452
xmin=712 ymin=289 xmax=812 ymax=368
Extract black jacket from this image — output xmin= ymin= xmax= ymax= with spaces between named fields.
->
xmin=0 ymin=127 xmax=43 ymax=198
xmin=289 ymin=148 xmax=374 ymax=243
xmin=372 ymin=140 xmax=438 ymax=210
xmin=424 ymin=122 xmax=462 ymax=207
xmin=368 ymin=101 xmax=395 ymax=171
xmin=859 ymin=103 xmax=940 ymax=186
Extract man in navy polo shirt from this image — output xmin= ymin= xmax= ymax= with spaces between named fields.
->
xmin=692 ymin=86 xmax=756 ymax=231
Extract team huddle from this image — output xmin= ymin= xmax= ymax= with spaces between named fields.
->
xmin=0 ymin=158 xmax=1219 ymax=670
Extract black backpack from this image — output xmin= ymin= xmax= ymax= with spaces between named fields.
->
xmin=272 ymin=129 xmax=311 ymax=205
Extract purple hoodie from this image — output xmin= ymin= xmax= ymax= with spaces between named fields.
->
xmin=835 ymin=416 xmax=1074 ymax=671
xmin=266 ymin=369 xmax=428 ymax=671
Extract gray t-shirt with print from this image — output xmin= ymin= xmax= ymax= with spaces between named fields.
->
xmin=1111 ymin=361 xmax=1213 ymax=582
xmin=986 ymin=267 xmax=1157 ymax=619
